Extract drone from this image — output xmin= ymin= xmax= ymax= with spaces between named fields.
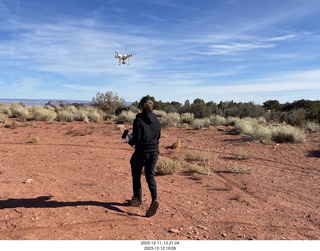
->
xmin=114 ymin=51 xmax=135 ymax=65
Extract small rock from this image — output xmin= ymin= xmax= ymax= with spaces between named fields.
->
xmin=169 ymin=228 xmax=180 ymax=234
xmin=197 ymin=225 xmax=207 ymax=230
xmin=221 ymin=233 xmax=227 ymax=237
xmin=218 ymin=128 xmax=225 ymax=132
xmin=23 ymin=179 xmax=33 ymax=184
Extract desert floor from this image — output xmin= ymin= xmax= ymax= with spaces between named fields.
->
xmin=0 ymin=119 xmax=319 ymax=240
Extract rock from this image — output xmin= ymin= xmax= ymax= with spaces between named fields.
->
xmin=169 ymin=228 xmax=180 ymax=234
xmin=221 ymin=232 xmax=227 ymax=237
xmin=218 ymin=128 xmax=225 ymax=132
xmin=23 ymin=179 xmax=33 ymax=184
xmin=197 ymin=225 xmax=207 ymax=230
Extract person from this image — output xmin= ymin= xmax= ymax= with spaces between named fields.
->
xmin=128 ymin=95 xmax=161 ymax=217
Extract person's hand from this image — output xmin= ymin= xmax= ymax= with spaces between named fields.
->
xmin=128 ymin=133 xmax=133 ymax=141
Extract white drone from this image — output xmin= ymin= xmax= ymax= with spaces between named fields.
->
xmin=114 ymin=51 xmax=135 ymax=65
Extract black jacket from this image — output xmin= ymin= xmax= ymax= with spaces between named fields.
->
xmin=128 ymin=112 xmax=161 ymax=153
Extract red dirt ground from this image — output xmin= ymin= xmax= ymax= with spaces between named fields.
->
xmin=0 ymin=119 xmax=319 ymax=240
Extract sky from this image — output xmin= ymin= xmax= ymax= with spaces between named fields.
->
xmin=0 ymin=0 xmax=320 ymax=104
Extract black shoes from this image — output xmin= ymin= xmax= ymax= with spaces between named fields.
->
xmin=146 ymin=200 xmax=159 ymax=217
xmin=130 ymin=196 xmax=142 ymax=207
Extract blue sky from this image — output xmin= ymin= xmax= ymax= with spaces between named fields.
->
xmin=0 ymin=0 xmax=320 ymax=104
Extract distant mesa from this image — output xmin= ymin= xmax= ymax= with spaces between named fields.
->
xmin=45 ymin=100 xmax=95 ymax=108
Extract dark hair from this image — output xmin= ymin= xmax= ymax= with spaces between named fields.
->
xmin=138 ymin=95 xmax=153 ymax=113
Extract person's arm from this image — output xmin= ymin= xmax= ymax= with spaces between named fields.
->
xmin=128 ymin=119 xmax=141 ymax=146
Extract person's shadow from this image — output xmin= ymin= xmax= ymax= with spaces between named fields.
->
xmin=0 ymin=196 xmax=141 ymax=216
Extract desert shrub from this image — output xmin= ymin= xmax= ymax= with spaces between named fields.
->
xmin=185 ymin=150 xmax=213 ymax=162
xmin=103 ymin=113 xmax=115 ymax=120
xmin=234 ymin=117 xmax=272 ymax=143
xmin=181 ymin=113 xmax=194 ymax=124
xmin=233 ymin=148 xmax=254 ymax=160
xmin=156 ymin=158 xmax=181 ymax=175
xmin=192 ymin=118 xmax=211 ymax=129
xmin=44 ymin=105 xmax=55 ymax=111
xmin=87 ymin=109 xmax=101 ymax=122
xmin=187 ymin=163 xmax=213 ymax=175
xmin=72 ymin=109 xmax=88 ymax=122
xmin=57 ymin=110 xmax=73 ymax=122
xmin=66 ymin=105 xmax=77 ymax=113
xmin=0 ymin=104 xmax=12 ymax=116
xmin=10 ymin=104 xmax=29 ymax=119
xmin=0 ymin=113 xmax=8 ymax=124
xmin=257 ymin=116 xmax=268 ymax=125
xmin=305 ymin=121 xmax=319 ymax=132
xmin=226 ymin=116 xmax=240 ymax=126
xmin=153 ymin=110 xmax=167 ymax=118
xmin=92 ymin=91 xmax=126 ymax=114
xmin=115 ymin=111 xmax=136 ymax=124
xmin=160 ymin=112 xmax=180 ymax=127
xmin=225 ymin=162 xmax=253 ymax=174
xmin=33 ymin=106 xmax=57 ymax=121
xmin=271 ymin=125 xmax=306 ymax=143
xmin=210 ymin=115 xmax=227 ymax=126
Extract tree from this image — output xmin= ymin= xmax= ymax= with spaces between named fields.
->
xmin=263 ymin=100 xmax=281 ymax=112
xmin=92 ymin=91 xmax=125 ymax=114
xmin=191 ymin=98 xmax=211 ymax=118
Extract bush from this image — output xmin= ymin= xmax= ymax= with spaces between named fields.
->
xmin=115 ymin=111 xmax=136 ymax=124
xmin=234 ymin=117 xmax=272 ymax=143
xmin=187 ymin=163 xmax=213 ymax=175
xmin=156 ymin=158 xmax=181 ymax=175
xmin=181 ymin=113 xmax=194 ymax=124
xmin=210 ymin=115 xmax=227 ymax=126
xmin=271 ymin=125 xmax=306 ymax=143
xmin=92 ymin=91 xmax=125 ymax=114
xmin=87 ymin=109 xmax=101 ymax=122
xmin=10 ymin=104 xmax=29 ymax=120
xmin=72 ymin=109 xmax=89 ymax=122
xmin=160 ymin=112 xmax=180 ymax=127
xmin=233 ymin=148 xmax=254 ymax=160
xmin=0 ymin=104 xmax=12 ymax=116
xmin=185 ymin=150 xmax=213 ymax=162
xmin=192 ymin=118 xmax=211 ymax=129
xmin=305 ymin=121 xmax=319 ymax=132
xmin=0 ymin=113 xmax=8 ymax=124
xmin=225 ymin=162 xmax=253 ymax=174
xmin=153 ymin=110 xmax=167 ymax=118
xmin=33 ymin=106 xmax=57 ymax=121
xmin=57 ymin=110 xmax=73 ymax=122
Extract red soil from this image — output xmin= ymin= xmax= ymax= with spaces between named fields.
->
xmin=0 ymin=119 xmax=319 ymax=240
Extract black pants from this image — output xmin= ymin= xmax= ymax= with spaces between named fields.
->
xmin=130 ymin=151 xmax=158 ymax=203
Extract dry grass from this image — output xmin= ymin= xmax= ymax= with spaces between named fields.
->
xmin=29 ymin=137 xmax=40 ymax=144
xmin=0 ymin=113 xmax=8 ymax=124
xmin=192 ymin=118 xmax=211 ymax=129
xmin=156 ymin=158 xmax=181 ymax=175
xmin=233 ymin=148 xmax=254 ymax=160
xmin=187 ymin=163 xmax=213 ymax=175
xmin=185 ymin=150 xmax=214 ymax=162
xmin=160 ymin=113 xmax=180 ymax=128
xmin=225 ymin=162 xmax=253 ymax=174
xmin=270 ymin=125 xmax=306 ymax=143
xmin=181 ymin=113 xmax=194 ymax=125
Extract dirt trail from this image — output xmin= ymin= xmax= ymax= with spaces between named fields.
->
xmin=0 ymin=120 xmax=319 ymax=240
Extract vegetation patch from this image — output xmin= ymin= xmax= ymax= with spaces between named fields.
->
xmin=156 ymin=158 xmax=181 ymax=175
xmin=233 ymin=148 xmax=254 ymax=160
xmin=225 ymin=162 xmax=253 ymax=174
xmin=160 ymin=113 xmax=180 ymax=128
xmin=270 ymin=125 xmax=306 ymax=143
xmin=29 ymin=137 xmax=40 ymax=144
xmin=187 ymin=163 xmax=213 ymax=175
xmin=185 ymin=150 xmax=214 ymax=162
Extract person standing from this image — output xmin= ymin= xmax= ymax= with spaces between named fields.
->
xmin=128 ymin=95 xmax=161 ymax=217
